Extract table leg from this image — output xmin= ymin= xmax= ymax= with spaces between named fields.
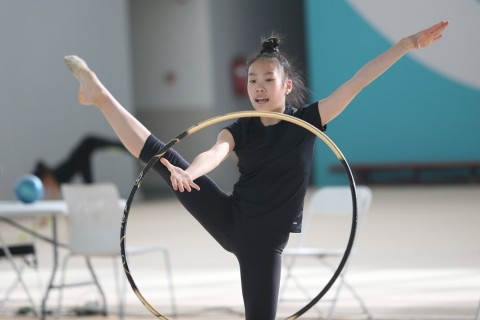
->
xmin=40 ymin=216 xmax=58 ymax=320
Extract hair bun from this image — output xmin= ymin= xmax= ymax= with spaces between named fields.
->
xmin=260 ymin=37 xmax=280 ymax=54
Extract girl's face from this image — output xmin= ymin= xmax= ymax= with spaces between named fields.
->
xmin=247 ymin=58 xmax=292 ymax=113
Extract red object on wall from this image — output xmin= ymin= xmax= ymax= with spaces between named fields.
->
xmin=231 ymin=56 xmax=247 ymax=97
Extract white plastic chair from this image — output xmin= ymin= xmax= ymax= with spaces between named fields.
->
xmin=280 ymin=185 xmax=373 ymax=320
xmin=54 ymin=183 xmax=176 ymax=319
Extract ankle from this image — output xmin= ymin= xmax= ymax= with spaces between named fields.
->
xmin=93 ymin=88 xmax=115 ymax=109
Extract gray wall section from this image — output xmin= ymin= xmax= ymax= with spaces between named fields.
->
xmin=0 ymin=0 xmax=304 ymax=200
xmin=0 ymin=1 xmax=135 ymax=199
xmin=209 ymin=0 xmax=307 ymax=114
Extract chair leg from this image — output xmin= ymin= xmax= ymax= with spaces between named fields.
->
xmin=279 ymin=256 xmax=297 ymax=301
xmin=55 ymin=255 xmax=108 ymax=319
xmin=280 ymin=258 xmax=325 ymax=316
xmin=112 ymin=257 xmax=126 ymax=320
xmin=0 ymin=262 xmax=25 ymax=302
xmin=0 ymin=237 xmax=38 ymax=316
xmin=56 ymin=253 xmax=71 ymax=320
xmin=325 ymin=275 xmax=344 ymax=320
xmin=0 ymin=263 xmax=34 ymax=311
xmin=160 ymin=247 xmax=177 ymax=317
xmin=281 ymin=258 xmax=372 ymax=319
xmin=319 ymin=259 xmax=372 ymax=320
xmin=85 ymin=257 xmax=108 ymax=316
xmin=341 ymin=278 xmax=373 ymax=319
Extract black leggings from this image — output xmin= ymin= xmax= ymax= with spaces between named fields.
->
xmin=54 ymin=135 xmax=124 ymax=183
xmin=139 ymin=135 xmax=289 ymax=320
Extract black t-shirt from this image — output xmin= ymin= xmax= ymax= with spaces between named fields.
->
xmin=225 ymin=103 xmax=326 ymax=233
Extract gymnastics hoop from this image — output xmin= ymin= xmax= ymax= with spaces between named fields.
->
xmin=120 ymin=111 xmax=357 ymax=320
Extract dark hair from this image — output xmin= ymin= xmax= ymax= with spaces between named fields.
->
xmin=32 ymin=161 xmax=53 ymax=180
xmin=247 ymin=34 xmax=307 ymax=108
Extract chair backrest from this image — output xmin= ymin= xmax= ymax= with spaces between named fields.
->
xmin=61 ymin=183 xmax=123 ymax=255
xmin=92 ymin=149 xmax=136 ymax=199
xmin=297 ymin=185 xmax=372 ymax=247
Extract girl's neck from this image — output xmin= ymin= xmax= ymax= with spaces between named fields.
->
xmin=259 ymin=106 xmax=285 ymax=126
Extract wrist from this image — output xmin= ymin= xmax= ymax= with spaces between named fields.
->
xmin=185 ymin=167 xmax=199 ymax=181
xmin=399 ymin=37 xmax=415 ymax=51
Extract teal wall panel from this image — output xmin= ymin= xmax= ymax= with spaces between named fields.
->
xmin=305 ymin=0 xmax=480 ymax=185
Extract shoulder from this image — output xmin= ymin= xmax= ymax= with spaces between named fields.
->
xmin=223 ymin=117 xmax=256 ymax=150
xmin=225 ymin=116 xmax=255 ymax=134
xmin=290 ymin=103 xmax=326 ymax=131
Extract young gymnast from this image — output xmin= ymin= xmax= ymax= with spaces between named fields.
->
xmin=64 ymin=20 xmax=448 ymax=320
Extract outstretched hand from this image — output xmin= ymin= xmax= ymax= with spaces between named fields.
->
xmin=160 ymin=158 xmax=200 ymax=192
xmin=407 ymin=20 xmax=449 ymax=49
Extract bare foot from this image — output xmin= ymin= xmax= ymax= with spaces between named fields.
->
xmin=64 ymin=55 xmax=107 ymax=106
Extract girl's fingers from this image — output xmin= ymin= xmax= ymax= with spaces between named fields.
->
xmin=191 ymin=182 xmax=200 ymax=191
xmin=170 ymin=176 xmax=178 ymax=191
xmin=415 ymin=21 xmax=448 ymax=49
xmin=182 ymin=180 xmax=199 ymax=192
xmin=429 ymin=21 xmax=448 ymax=36
xmin=433 ymin=34 xmax=444 ymax=42
xmin=178 ymin=180 xmax=200 ymax=192
xmin=160 ymin=157 xmax=200 ymax=192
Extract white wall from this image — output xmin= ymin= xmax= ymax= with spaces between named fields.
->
xmin=0 ymin=1 xmax=136 ymax=199
xmin=131 ymin=0 xmax=214 ymax=110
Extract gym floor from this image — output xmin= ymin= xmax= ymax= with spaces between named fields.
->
xmin=1 ymin=185 xmax=479 ymax=320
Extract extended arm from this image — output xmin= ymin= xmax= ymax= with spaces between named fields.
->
xmin=318 ymin=20 xmax=449 ymax=124
xmin=160 ymin=129 xmax=235 ymax=192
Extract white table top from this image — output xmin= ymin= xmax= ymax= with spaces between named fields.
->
xmin=0 ymin=200 xmax=68 ymax=219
